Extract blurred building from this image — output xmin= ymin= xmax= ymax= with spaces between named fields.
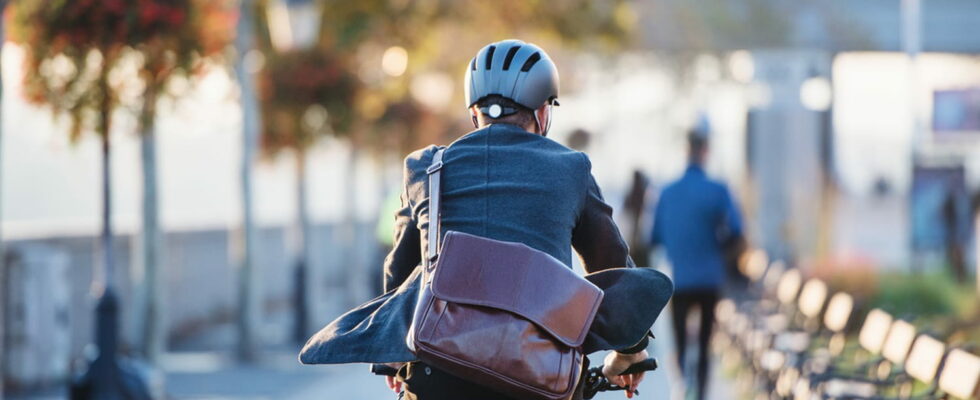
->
xmin=554 ymin=0 xmax=980 ymax=269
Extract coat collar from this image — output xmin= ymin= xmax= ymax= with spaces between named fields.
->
xmin=684 ymin=164 xmax=706 ymax=177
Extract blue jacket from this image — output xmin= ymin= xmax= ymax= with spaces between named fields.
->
xmin=301 ymin=124 xmax=673 ymax=364
xmin=651 ymin=165 xmax=742 ymax=291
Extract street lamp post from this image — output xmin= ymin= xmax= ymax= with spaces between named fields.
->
xmin=235 ymin=0 xmax=262 ymax=362
xmin=266 ymin=0 xmax=322 ymax=343
xmin=902 ymin=0 xmax=924 ymax=271
xmin=0 ymin=3 xmax=7 ymax=397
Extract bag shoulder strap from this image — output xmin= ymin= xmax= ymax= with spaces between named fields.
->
xmin=425 ymin=147 xmax=446 ymax=267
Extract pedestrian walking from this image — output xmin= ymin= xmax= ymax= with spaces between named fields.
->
xmin=651 ymin=120 xmax=743 ymax=400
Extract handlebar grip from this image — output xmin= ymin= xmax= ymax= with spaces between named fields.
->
xmin=620 ymin=358 xmax=658 ymax=376
xmin=370 ymin=364 xmax=400 ymax=376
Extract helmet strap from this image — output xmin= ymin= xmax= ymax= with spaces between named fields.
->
xmin=534 ymin=105 xmax=553 ymax=137
xmin=545 ymin=105 xmax=553 ymax=135
xmin=534 ymin=113 xmax=543 ymax=136
xmin=478 ymin=104 xmax=519 ymax=118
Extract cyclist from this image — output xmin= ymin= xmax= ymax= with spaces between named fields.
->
xmin=381 ymin=39 xmax=653 ymax=399
xmin=299 ymin=40 xmax=672 ymax=400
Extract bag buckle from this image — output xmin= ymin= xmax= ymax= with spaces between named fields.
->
xmin=426 ymin=161 xmax=443 ymax=174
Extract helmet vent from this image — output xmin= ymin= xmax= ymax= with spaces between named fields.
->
xmin=484 ymin=46 xmax=496 ymax=69
xmin=470 ymin=58 xmax=476 ymax=71
xmin=502 ymin=46 xmax=521 ymax=70
xmin=520 ymin=52 xmax=541 ymax=72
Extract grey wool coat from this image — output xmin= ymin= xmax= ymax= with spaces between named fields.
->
xmin=300 ymin=123 xmax=673 ymax=365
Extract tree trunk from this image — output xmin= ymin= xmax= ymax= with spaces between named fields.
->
xmin=234 ymin=0 xmax=261 ymax=362
xmin=99 ymin=73 xmax=116 ymax=296
xmin=88 ymin=74 xmax=125 ymax=396
xmin=99 ymin=122 xmax=115 ymax=292
xmin=71 ymin=46 xmax=150 ymax=400
xmin=95 ymin=71 xmax=121 ymax=368
xmin=293 ymin=150 xmax=311 ymax=343
xmin=138 ymin=85 xmax=164 ymax=362
xmin=0 ymin=4 xmax=7 ymax=395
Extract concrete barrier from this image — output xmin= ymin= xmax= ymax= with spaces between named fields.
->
xmin=2 ymin=244 xmax=72 ymax=389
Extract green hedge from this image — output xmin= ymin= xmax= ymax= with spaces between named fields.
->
xmin=867 ymin=272 xmax=977 ymax=328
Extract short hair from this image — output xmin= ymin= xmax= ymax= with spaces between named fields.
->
xmin=688 ymin=131 xmax=708 ymax=154
xmin=473 ymin=95 xmax=535 ymax=128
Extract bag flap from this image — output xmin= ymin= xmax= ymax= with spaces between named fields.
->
xmin=430 ymin=231 xmax=603 ymax=348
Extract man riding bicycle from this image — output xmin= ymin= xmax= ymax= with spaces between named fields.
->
xmin=299 ymin=40 xmax=673 ymax=400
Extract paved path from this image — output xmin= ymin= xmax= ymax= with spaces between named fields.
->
xmin=10 ymin=344 xmax=728 ymax=400
xmin=160 ymin=307 xmax=731 ymax=400
xmin=163 ymin=349 xmax=391 ymax=400
xmin=162 ymin=350 xmax=665 ymax=400
xmin=11 ymin=307 xmax=733 ymax=400
xmin=161 ymin=348 xmax=683 ymax=400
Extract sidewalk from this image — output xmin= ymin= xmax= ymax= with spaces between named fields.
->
xmin=162 ymin=348 xmax=672 ymax=400
xmin=163 ymin=348 xmax=391 ymax=400
xmin=159 ymin=314 xmax=686 ymax=399
xmin=9 ymin=305 xmax=734 ymax=399
xmin=9 ymin=336 xmax=731 ymax=400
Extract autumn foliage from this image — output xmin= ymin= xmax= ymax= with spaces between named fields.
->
xmin=258 ymin=49 xmax=359 ymax=155
xmin=8 ymin=0 xmax=237 ymax=138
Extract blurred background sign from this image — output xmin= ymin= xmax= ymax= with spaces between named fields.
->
xmin=933 ymin=88 xmax=980 ymax=135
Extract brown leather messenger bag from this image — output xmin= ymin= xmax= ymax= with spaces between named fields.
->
xmin=407 ymin=147 xmax=605 ymax=400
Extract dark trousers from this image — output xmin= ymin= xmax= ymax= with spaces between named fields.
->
xmin=671 ymin=289 xmax=718 ymax=400
xmin=397 ymin=361 xmax=587 ymax=400
xmin=397 ymin=362 xmax=514 ymax=400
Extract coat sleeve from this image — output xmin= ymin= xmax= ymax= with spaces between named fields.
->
xmin=382 ymin=179 xmax=422 ymax=293
xmin=571 ymin=154 xmax=636 ymax=273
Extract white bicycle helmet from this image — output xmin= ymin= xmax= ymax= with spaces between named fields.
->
xmin=464 ymin=39 xmax=560 ymax=120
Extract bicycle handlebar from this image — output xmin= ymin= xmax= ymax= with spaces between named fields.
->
xmin=583 ymin=357 xmax=659 ymax=399
xmin=371 ymin=357 xmax=659 ymax=399
xmin=618 ymin=358 xmax=659 ymax=376
xmin=370 ymin=364 xmax=400 ymax=377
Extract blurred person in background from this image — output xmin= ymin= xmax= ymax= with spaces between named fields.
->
xmin=942 ymin=188 xmax=968 ymax=281
xmin=565 ymin=127 xmax=592 ymax=151
xmin=622 ymin=170 xmax=653 ymax=267
xmin=650 ymin=118 xmax=743 ymax=400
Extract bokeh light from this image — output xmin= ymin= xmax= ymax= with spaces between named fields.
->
xmin=800 ymin=76 xmax=833 ymax=111
xmin=381 ymin=46 xmax=408 ymax=77
xmin=410 ymin=72 xmax=454 ymax=111
xmin=729 ymin=50 xmax=755 ymax=83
